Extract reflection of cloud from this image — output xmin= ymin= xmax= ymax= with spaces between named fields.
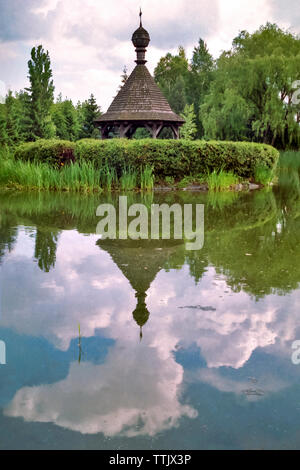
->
xmin=188 ymin=369 xmax=288 ymax=401
xmin=1 ymin=230 xmax=136 ymax=350
xmin=5 ymin=344 xmax=197 ymax=436
xmin=2 ymin=231 xmax=300 ymax=370
xmin=2 ymin=223 xmax=300 ymax=438
xmin=147 ymin=267 xmax=300 ymax=369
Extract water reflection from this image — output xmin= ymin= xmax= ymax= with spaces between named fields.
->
xmin=98 ymin=238 xmax=183 ymax=340
xmin=0 ymin=169 xmax=300 ymax=448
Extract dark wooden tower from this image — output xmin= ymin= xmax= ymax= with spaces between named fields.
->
xmin=94 ymin=10 xmax=185 ymax=139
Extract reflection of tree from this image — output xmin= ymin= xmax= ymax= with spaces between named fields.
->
xmin=34 ymin=228 xmax=59 ymax=272
xmin=0 ymin=214 xmax=18 ymax=265
xmin=1 ymin=175 xmax=300 ymax=303
xmin=186 ymin=186 xmax=300 ymax=298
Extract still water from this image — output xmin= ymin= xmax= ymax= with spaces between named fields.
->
xmin=0 ymin=171 xmax=299 ymax=449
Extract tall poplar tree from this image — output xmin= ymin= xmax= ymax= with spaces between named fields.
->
xmin=26 ymin=45 xmax=55 ymax=140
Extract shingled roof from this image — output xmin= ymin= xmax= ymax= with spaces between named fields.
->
xmin=95 ymin=64 xmax=184 ymax=123
xmin=95 ymin=10 xmax=185 ymax=139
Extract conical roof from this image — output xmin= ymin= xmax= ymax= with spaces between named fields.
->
xmin=96 ymin=64 xmax=184 ymax=123
xmin=96 ymin=11 xmax=184 ymax=125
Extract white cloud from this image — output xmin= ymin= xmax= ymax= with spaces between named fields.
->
xmin=5 ymin=345 xmax=197 ymax=436
xmin=1 ymin=0 xmax=300 ymax=109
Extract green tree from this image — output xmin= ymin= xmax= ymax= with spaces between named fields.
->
xmin=51 ymin=98 xmax=80 ymax=141
xmin=78 ymin=94 xmax=101 ymax=139
xmin=63 ymin=99 xmax=80 ymax=141
xmin=180 ymin=104 xmax=197 ymax=140
xmin=15 ymin=90 xmax=34 ymax=142
xmin=186 ymin=39 xmax=215 ymax=137
xmin=200 ymin=24 xmax=300 ymax=148
xmin=51 ymin=103 xmax=68 ymax=140
xmin=5 ymin=90 xmax=21 ymax=146
xmin=0 ymin=104 xmax=8 ymax=147
xmin=26 ymin=45 xmax=55 ymax=140
xmin=154 ymin=46 xmax=189 ymax=114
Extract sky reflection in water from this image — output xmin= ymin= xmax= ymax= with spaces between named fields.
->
xmin=0 ymin=184 xmax=300 ymax=449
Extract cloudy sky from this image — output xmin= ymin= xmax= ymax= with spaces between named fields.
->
xmin=0 ymin=0 xmax=299 ymax=110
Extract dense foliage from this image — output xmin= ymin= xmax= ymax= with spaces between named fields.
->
xmin=154 ymin=24 xmax=300 ymax=147
xmin=14 ymin=139 xmax=75 ymax=166
xmin=200 ymin=24 xmax=300 ymax=148
xmin=13 ymin=138 xmax=279 ymax=179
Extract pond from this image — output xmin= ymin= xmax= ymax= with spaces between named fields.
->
xmin=0 ymin=169 xmax=299 ymax=450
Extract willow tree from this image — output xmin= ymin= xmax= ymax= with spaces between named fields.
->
xmin=200 ymin=23 xmax=300 ymax=148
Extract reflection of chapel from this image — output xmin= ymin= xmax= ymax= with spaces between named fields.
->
xmin=95 ymin=10 xmax=185 ymax=139
xmin=97 ymin=239 xmax=182 ymax=339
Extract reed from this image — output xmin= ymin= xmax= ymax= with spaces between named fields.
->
xmin=140 ymin=165 xmax=154 ymax=191
xmin=207 ymin=169 xmax=239 ymax=191
xmin=0 ymin=159 xmax=103 ymax=193
xmin=120 ymin=166 xmax=138 ymax=191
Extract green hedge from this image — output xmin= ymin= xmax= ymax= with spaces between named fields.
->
xmin=14 ymin=139 xmax=75 ymax=166
xmin=14 ymin=138 xmax=279 ymax=178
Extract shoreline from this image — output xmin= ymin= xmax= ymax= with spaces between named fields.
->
xmin=0 ymin=181 xmax=268 ymax=194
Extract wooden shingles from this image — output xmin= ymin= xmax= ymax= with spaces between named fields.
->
xmin=95 ymin=65 xmax=184 ymax=123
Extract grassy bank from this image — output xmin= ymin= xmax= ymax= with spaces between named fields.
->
xmin=0 ymin=157 xmax=267 ymax=193
xmin=0 ymin=139 xmax=281 ymax=193
xmin=0 ymin=158 xmax=155 ymax=193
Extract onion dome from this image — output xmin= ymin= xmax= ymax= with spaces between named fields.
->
xmin=131 ymin=9 xmax=150 ymax=64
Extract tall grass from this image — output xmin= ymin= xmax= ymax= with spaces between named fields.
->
xmin=140 ymin=165 xmax=154 ymax=191
xmin=207 ymin=169 xmax=239 ymax=191
xmin=120 ymin=166 xmax=138 ymax=191
xmin=0 ymin=158 xmax=156 ymax=193
xmin=0 ymin=159 xmax=103 ymax=193
xmin=99 ymin=165 xmax=117 ymax=191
